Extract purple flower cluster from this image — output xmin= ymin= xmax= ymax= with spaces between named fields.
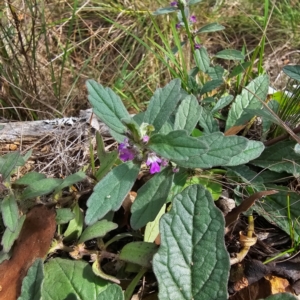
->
xmin=194 ymin=43 xmax=202 ymax=50
xmin=118 ymin=138 xmax=136 ymax=162
xmin=118 ymin=138 xmax=169 ymax=174
xmin=170 ymin=1 xmax=178 ymax=7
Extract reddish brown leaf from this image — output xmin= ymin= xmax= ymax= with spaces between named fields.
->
xmin=0 ymin=205 xmax=56 ymax=300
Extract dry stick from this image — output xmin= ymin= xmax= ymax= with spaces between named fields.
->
xmin=243 ymin=87 xmax=300 ymax=145
xmin=264 ymin=125 xmax=300 ymax=146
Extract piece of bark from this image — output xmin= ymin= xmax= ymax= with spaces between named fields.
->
xmin=0 ymin=205 xmax=56 ymax=300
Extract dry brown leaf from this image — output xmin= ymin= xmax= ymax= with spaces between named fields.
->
xmin=0 ymin=205 xmax=56 ymax=300
xmin=224 ymin=125 xmax=246 ymax=136
xmin=225 ymin=190 xmax=278 ymax=227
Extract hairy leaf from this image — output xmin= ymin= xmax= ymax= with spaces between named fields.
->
xmin=1 ymin=215 xmax=26 ymax=253
xmin=211 ymin=95 xmax=234 ymax=113
xmin=18 ymin=258 xmax=44 ymax=300
xmin=86 ymin=80 xmax=129 ymax=136
xmin=215 ymin=49 xmax=244 ymax=60
xmin=97 ymin=284 xmax=124 ymax=300
xmin=152 ymin=6 xmax=178 ymax=15
xmin=251 ymin=140 xmax=300 ymax=175
xmin=79 ymin=220 xmax=118 ymax=244
xmin=283 ymin=65 xmax=300 ymax=82
xmin=21 ymin=178 xmax=63 ymax=200
xmin=226 ymin=75 xmax=269 ymax=130
xmin=42 ymin=258 xmax=108 ymax=299
xmin=119 ymin=242 xmax=158 ymax=268
xmin=1 ymin=194 xmax=19 ymax=231
xmin=153 ymin=185 xmax=229 ymax=300
xmin=200 ymin=79 xmax=223 ymax=95
xmin=196 ymin=23 xmax=225 ymax=33
xmin=194 ymin=47 xmax=210 ymax=73
xmin=130 ymin=167 xmax=174 ymax=230
xmin=55 ymin=208 xmax=75 ymax=225
xmin=174 ymin=95 xmax=201 ymax=134
xmin=198 ymin=107 xmax=219 ymax=134
xmin=85 ymin=161 xmax=140 ymax=225
xmin=143 ymin=79 xmax=182 ymax=133
xmin=149 ymin=131 xmax=262 ymax=168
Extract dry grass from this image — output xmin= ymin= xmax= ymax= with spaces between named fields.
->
xmin=0 ymin=0 xmax=299 ymax=121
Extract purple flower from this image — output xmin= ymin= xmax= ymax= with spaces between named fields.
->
xmin=176 ymin=22 xmax=181 ymax=30
xmin=161 ymin=158 xmax=169 ymax=167
xmin=172 ymin=167 xmax=179 ymax=173
xmin=189 ymin=15 xmax=196 ymax=23
xmin=118 ymin=138 xmax=135 ymax=162
xmin=119 ymin=148 xmax=135 ymax=161
xmin=170 ymin=1 xmax=178 ymax=7
xmin=142 ymin=135 xmax=149 ymax=143
xmin=146 ymin=153 xmax=162 ymax=174
xmin=194 ymin=43 xmax=202 ymax=50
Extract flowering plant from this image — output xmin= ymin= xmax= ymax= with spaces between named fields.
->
xmin=82 ymin=1 xmax=300 ymax=299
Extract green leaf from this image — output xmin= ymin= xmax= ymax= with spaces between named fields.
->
xmin=97 ymin=284 xmax=124 ymax=300
xmin=0 ymin=151 xmax=20 ymax=180
xmin=55 ymin=208 xmax=75 ymax=225
xmin=95 ymin=133 xmax=118 ymax=181
xmin=144 ymin=204 xmax=166 ymax=243
xmin=167 ymin=168 xmax=189 ymax=202
xmin=119 ymin=242 xmax=158 ymax=268
xmin=149 ymin=131 xmax=250 ymax=168
xmin=86 ymin=79 xmax=129 ymax=137
xmin=92 ymin=259 xmax=120 ymax=284
xmin=21 ymin=178 xmax=63 ymax=200
xmin=214 ymin=49 xmax=244 ymax=60
xmin=211 ymin=95 xmax=234 ymax=113
xmin=253 ymin=187 xmax=300 ymax=241
xmin=121 ymin=118 xmax=142 ymax=141
xmin=226 ymin=165 xmax=263 ymax=185
xmin=251 ymin=140 xmax=300 ymax=175
xmin=152 ymin=6 xmax=178 ymax=15
xmin=200 ymin=79 xmax=223 ymax=95
xmin=261 ymin=293 xmax=298 ymax=300
xmin=189 ymin=0 xmax=204 ymax=4
xmin=1 ymin=215 xmax=26 ymax=253
xmin=0 ymin=251 xmax=10 ymax=263
xmin=283 ymin=65 xmax=300 ymax=82
xmin=194 ymin=47 xmax=210 ymax=73
xmin=143 ymin=79 xmax=182 ymax=133
xmin=85 ymin=161 xmax=140 ymax=225
xmin=63 ymin=203 xmax=84 ymax=241
xmin=14 ymin=172 xmax=46 ymax=185
xmin=153 ymin=184 xmax=229 ymax=300
xmin=18 ymin=258 xmax=44 ymax=300
xmin=198 ymin=107 xmax=219 ymax=134
xmin=224 ymin=140 xmax=264 ymax=166
xmin=262 ymin=100 xmax=280 ymax=137
xmin=228 ymin=61 xmax=251 ymax=78
xmin=78 ymin=220 xmax=118 ymax=244
xmin=174 ymin=95 xmax=201 ymax=134
xmin=185 ymin=174 xmax=222 ymax=200
xmin=225 ymin=75 xmax=269 ymax=130
xmin=42 ymin=258 xmax=109 ymax=299
xmin=54 ymin=171 xmax=86 ymax=193
xmin=206 ymin=65 xmax=225 ymax=80
xmin=196 ymin=22 xmax=225 ymax=33
xmin=1 ymin=194 xmax=19 ymax=231
xmin=130 ymin=167 xmax=174 ymax=230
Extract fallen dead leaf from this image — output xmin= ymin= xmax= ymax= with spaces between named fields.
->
xmin=225 ymin=125 xmax=246 ymax=136
xmin=0 ymin=205 xmax=56 ymax=300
